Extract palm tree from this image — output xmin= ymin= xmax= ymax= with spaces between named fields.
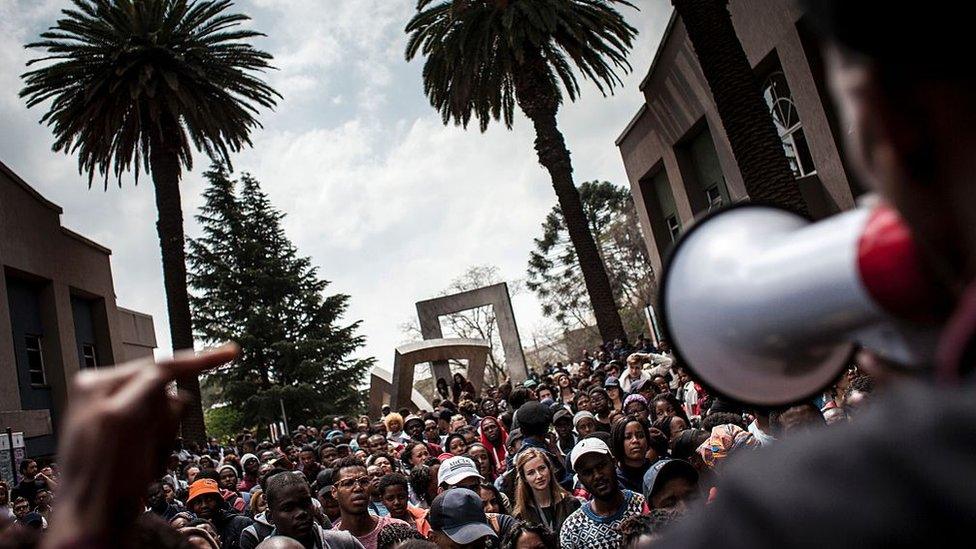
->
xmin=672 ymin=0 xmax=807 ymax=213
xmin=405 ymin=0 xmax=637 ymax=344
xmin=20 ymin=0 xmax=279 ymax=443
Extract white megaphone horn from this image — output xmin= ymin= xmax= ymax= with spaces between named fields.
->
xmin=659 ymin=202 xmax=947 ymax=406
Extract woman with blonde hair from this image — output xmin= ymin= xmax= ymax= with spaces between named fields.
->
xmin=512 ymin=447 xmax=580 ymax=535
xmin=385 ymin=412 xmax=411 ymax=444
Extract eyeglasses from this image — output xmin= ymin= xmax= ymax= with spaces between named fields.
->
xmin=335 ymin=476 xmax=371 ymax=489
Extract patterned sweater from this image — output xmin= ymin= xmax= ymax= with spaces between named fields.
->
xmin=558 ymin=490 xmax=647 ymax=549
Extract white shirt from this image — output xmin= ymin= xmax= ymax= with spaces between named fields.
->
xmin=620 ymin=369 xmax=650 ymax=393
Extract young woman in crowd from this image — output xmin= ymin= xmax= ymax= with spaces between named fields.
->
xmin=559 ymin=385 xmax=575 ymax=408
xmin=451 ymin=372 xmax=476 ymax=402
xmin=400 ymin=441 xmax=430 ymax=471
xmin=436 ymin=377 xmax=451 ymax=402
xmin=408 ymin=463 xmax=438 ymax=510
xmin=512 ymin=447 xmax=581 ymax=535
xmin=623 ymin=394 xmax=652 ymax=423
xmin=161 ymin=479 xmax=184 ymax=510
xmin=501 ymin=521 xmax=558 ymax=549
xmin=479 ymin=481 xmax=511 ymax=515
xmin=384 ymin=413 xmax=411 ymax=444
xmin=445 ymin=432 xmax=468 ymax=456
xmin=652 ymin=373 xmax=672 ymax=395
xmin=466 ymin=442 xmax=498 ymax=482
xmin=612 ymin=416 xmax=654 ymax=493
xmin=653 ymin=393 xmax=691 ymax=440
xmin=605 ymin=377 xmax=625 ymax=411
xmin=572 ymin=391 xmax=590 ymax=414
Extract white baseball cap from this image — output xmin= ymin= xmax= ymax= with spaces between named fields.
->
xmin=437 ymin=456 xmax=484 ymax=487
xmin=570 ymin=437 xmax=613 ymax=470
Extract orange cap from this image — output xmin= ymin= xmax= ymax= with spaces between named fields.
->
xmin=187 ymin=478 xmax=221 ymax=505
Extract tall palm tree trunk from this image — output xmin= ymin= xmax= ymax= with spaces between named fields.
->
xmin=516 ymin=52 xmax=627 ymax=344
xmin=150 ymin=124 xmax=207 ymax=444
xmin=673 ymin=0 xmax=808 ymax=214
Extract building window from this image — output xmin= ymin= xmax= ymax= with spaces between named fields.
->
xmin=705 ymin=184 xmax=725 ymax=210
xmin=763 ymin=70 xmax=817 ymax=178
xmin=25 ymin=334 xmax=46 ymax=385
xmin=666 ymin=215 xmax=681 ymax=242
xmin=82 ymin=343 xmax=98 ymax=369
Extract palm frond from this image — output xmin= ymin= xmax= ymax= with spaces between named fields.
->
xmin=20 ymin=0 xmax=279 ymax=188
xmin=405 ymin=0 xmax=637 ymax=131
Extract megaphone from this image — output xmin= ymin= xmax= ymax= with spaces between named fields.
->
xmin=659 ymin=202 xmax=945 ymax=406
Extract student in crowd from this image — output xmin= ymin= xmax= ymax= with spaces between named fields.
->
xmin=11 ymin=459 xmax=57 ymax=509
xmin=604 ymin=378 xmax=625 ymax=412
xmin=477 ymin=483 xmax=510 ymax=516
xmin=619 ymin=354 xmax=652 ymax=394
xmin=401 ymin=441 xmax=432 ymax=471
xmin=510 ymin=448 xmax=580 ymax=535
xmin=376 ymin=473 xmax=429 ymax=537
xmin=500 ymin=521 xmax=556 ymax=549
xmin=559 ymin=439 xmax=647 ymax=549
xmin=478 ymin=417 xmax=508 ymax=474
xmin=466 ymin=443 xmax=498 ymax=483
xmin=258 ymin=471 xmax=362 ymax=549
xmin=642 ymin=459 xmax=700 ymax=513
xmin=427 ymin=489 xmax=497 ymax=549
xmin=184 ymin=478 xmax=253 ymax=549
xmin=611 ymin=417 xmax=654 ymax=493
xmin=445 ymin=433 xmax=468 ymax=457
xmin=366 ymin=464 xmax=390 ymax=517
xmin=330 ymin=458 xmax=407 ymax=549
xmin=552 ymin=409 xmax=576 ymax=457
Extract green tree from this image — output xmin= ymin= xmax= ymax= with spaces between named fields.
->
xmin=672 ymin=0 xmax=807 ymax=213
xmin=204 ymin=405 xmax=244 ymax=442
xmin=20 ymin=0 xmax=279 ymax=443
xmin=527 ymin=180 xmax=654 ymax=336
xmin=188 ymin=167 xmax=373 ymax=431
xmin=405 ymin=0 xmax=637 ymax=344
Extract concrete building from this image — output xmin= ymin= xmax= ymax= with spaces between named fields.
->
xmin=616 ymin=1 xmax=864 ymax=276
xmin=0 ymin=160 xmax=157 ymax=457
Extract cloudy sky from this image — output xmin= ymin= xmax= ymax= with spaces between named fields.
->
xmin=0 ymin=0 xmax=671 ymax=373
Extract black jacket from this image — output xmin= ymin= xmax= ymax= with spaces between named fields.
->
xmin=213 ymin=508 xmax=254 ymax=549
xmin=515 ymin=495 xmax=581 ymax=533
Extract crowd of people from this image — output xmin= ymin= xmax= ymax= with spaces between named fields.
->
xmin=0 ymin=335 xmax=877 ymax=549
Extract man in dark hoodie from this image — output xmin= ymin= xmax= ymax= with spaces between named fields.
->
xmin=187 ymin=478 xmax=253 ymax=549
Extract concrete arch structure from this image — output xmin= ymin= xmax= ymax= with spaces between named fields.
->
xmin=416 ymin=282 xmax=528 ymax=385
xmin=368 ymin=366 xmax=434 ymax=419
xmin=368 ymin=337 xmax=491 ymax=415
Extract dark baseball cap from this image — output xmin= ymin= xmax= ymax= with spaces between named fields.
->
xmin=642 ymin=459 xmax=699 ymax=503
xmin=515 ymin=401 xmax=551 ymax=432
xmin=553 ymin=408 xmax=573 ymax=425
xmin=629 ymin=378 xmax=651 ymax=393
xmin=428 ymin=488 xmax=497 ymax=544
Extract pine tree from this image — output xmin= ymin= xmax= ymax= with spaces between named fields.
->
xmin=527 ymin=181 xmax=656 ymax=336
xmin=189 ymin=166 xmax=373 ymax=432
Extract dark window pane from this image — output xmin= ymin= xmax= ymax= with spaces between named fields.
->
xmin=794 ymin=128 xmax=816 ymax=176
xmin=25 ymin=335 xmax=45 ymax=385
xmin=82 ymin=343 xmax=98 ymax=369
